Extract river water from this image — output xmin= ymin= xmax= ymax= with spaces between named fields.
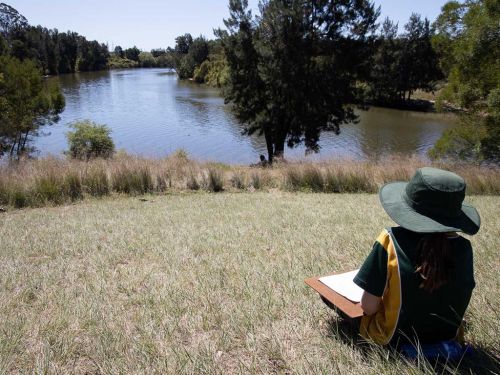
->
xmin=37 ymin=68 xmax=457 ymax=164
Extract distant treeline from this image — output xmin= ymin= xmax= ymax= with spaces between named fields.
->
xmin=0 ymin=3 xmax=109 ymax=74
xmin=0 ymin=2 xmax=440 ymax=105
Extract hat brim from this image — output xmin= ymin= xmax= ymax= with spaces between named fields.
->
xmin=379 ymin=182 xmax=481 ymax=235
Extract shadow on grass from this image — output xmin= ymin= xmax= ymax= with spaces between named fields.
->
xmin=323 ymin=313 xmax=500 ymax=374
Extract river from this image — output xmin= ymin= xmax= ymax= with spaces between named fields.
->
xmin=37 ymin=68 xmax=457 ymax=164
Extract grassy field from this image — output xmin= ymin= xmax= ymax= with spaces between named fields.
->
xmin=0 ymin=193 xmax=498 ymax=374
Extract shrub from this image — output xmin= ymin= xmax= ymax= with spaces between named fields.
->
xmin=66 ymin=121 xmax=115 ymax=160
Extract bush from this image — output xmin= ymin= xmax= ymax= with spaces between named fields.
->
xmin=67 ymin=121 xmax=115 ymax=160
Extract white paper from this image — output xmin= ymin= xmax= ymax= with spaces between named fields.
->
xmin=319 ymin=269 xmax=363 ymax=303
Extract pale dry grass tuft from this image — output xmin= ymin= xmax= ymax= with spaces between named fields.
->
xmin=0 ymin=153 xmax=499 ymax=210
xmin=0 ymin=193 xmax=498 ymax=373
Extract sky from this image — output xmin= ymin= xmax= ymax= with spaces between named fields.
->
xmin=7 ymin=1 xmax=449 ymax=51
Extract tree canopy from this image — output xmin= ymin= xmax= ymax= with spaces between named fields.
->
xmin=217 ymin=0 xmax=379 ymax=162
xmin=430 ymin=0 xmax=499 ymax=162
xmin=0 ymin=55 xmax=65 ymax=157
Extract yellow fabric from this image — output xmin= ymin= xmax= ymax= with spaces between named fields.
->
xmin=360 ymin=229 xmax=402 ymax=345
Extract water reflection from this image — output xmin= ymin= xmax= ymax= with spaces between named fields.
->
xmin=36 ymin=68 xmax=457 ymax=164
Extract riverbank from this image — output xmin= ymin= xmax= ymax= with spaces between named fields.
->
xmin=1 ymin=153 xmax=499 ymax=210
xmin=0 ymin=193 xmax=498 ymax=373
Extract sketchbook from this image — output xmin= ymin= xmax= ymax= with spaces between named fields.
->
xmin=319 ymin=269 xmax=363 ymax=303
xmin=305 ymin=269 xmax=364 ymax=318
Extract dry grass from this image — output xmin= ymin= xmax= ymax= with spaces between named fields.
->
xmin=0 ymin=152 xmax=499 ymax=210
xmin=0 ymin=193 xmax=498 ymax=374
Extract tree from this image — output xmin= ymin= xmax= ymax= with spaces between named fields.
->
xmin=78 ymin=40 xmax=109 ymax=71
xmin=124 ymin=46 xmax=140 ymax=62
xmin=217 ymin=0 xmax=378 ymax=163
xmin=0 ymin=55 xmax=65 ymax=157
xmin=0 ymin=32 xmax=7 ymax=54
xmin=57 ymin=31 xmax=79 ymax=73
xmin=175 ymin=33 xmax=193 ymax=54
xmin=367 ymin=18 xmax=402 ymax=103
xmin=398 ymin=14 xmax=442 ymax=101
xmin=66 ymin=120 xmax=115 ymax=160
xmin=430 ymin=0 xmax=499 ymax=162
xmin=114 ymin=45 xmax=124 ymax=58
xmin=138 ymin=51 xmax=156 ymax=67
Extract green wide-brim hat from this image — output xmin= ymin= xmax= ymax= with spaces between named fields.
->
xmin=379 ymin=167 xmax=481 ymax=235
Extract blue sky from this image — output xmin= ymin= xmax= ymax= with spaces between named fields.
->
xmin=7 ymin=1 xmax=449 ymax=51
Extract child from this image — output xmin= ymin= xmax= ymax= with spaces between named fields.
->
xmin=353 ymin=167 xmax=480 ymax=346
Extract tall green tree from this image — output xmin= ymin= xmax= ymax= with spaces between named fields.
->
xmin=399 ymin=14 xmax=442 ymax=101
xmin=430 ymin=0 xmax=499 ymax=162
xmin=124 ymin=46 xmax=140 ymax=62
xmin=78 ymin=40 xmax=109 ymax=71
xmin=0 ymin=55 xmax=65 ymax=157
xmin=217 ymin=0 xmax=378 ymax=163
xmin=367 ymin=18 xmax=401 ymax=103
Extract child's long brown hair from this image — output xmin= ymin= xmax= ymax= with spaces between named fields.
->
xmin=415 ymin=233 xmax=455 ymax=293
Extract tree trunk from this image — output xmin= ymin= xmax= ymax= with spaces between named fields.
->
xmin=274 ymin=135 xmax=286 ymax=161
xmin=264 ymin=128 xmax=274 ymax=164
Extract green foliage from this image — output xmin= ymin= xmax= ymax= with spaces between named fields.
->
xmin=138 ymin=52 xmax=156 ymax=68
xmin=0 ymin=55 xmax=65 ymax=158
xmin=174 ymin=35 xmax=210 ymax=80
xmin=108 ymin=55 xmax=138 ymax=69
xmin=431 ymin=0 xmax=500 ymax=163
xmin=0 ymin=33 xmax=8 ymax=55
xmin=124 ymin=46 xmax=140 ymax=62
xmin=217 ymin=0 xmax=379 ymax=163
xmin=367 ymin=14 xmax=443 ymax=104
xmin=66 ymin=121 xmax=115 ymax=160
xmin=174 ymin=34 xmax=193 ymax=54
xmin=193 ymin=59 xmax=229 ymax=86
xmin=78 ymin=40 xmax=109 ymax=72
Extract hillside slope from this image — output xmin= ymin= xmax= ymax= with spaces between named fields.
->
xmin=0 ymin=193 xmax=498 ymax=373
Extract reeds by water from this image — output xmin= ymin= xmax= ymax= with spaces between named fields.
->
xmin=0 ymin=152 xmax=498 ymax=209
